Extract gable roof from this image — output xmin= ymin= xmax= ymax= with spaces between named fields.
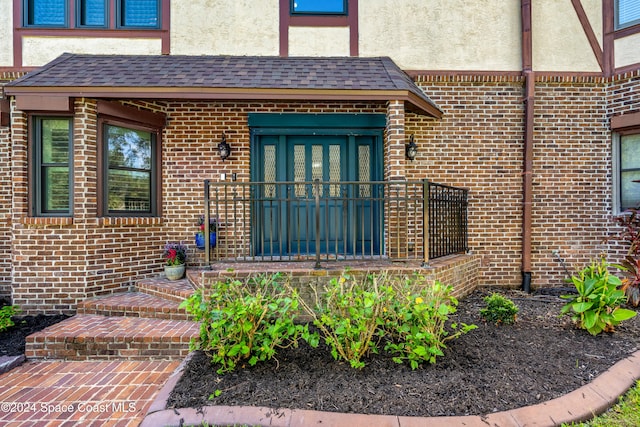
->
xmin=4 ymin=54 xmax=442 ymax=118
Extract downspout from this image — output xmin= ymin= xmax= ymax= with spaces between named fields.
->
xmin=521 ymin=0 xmax=534 ymax=292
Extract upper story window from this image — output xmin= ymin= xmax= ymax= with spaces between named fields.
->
xmin=616 ymin=0 xmax=640 ymax=30
xmin=291 ymin=0 xmax=347 ymax=15
xmin=78 ymin=0 xmax=108 ymax=27
xmin=23 ymin=0 xmax=160 ymax=29
xmin=118 ymin=0 xmax=160 ymax=28
xmin=31 ymin=117 xmax=73 ymax=217
xmin=24 ymin=0 xmax=67 ymax=27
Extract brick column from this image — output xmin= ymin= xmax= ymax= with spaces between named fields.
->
xmin=385 ymin=101 xmax=408 ymax=259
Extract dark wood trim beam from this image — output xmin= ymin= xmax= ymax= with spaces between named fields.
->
xmin=279 ymin=0 xmax=289 ymax=56
xmin=571 ymin=0 xmax=604 ymax=72
xmin=161 ymin=0 xmax=171 ymax=54
xmin=12 ymin=0 xmax=22 ymax=68
xmin=615 ymin=62 xmax=640 ymax=74
xmin=349 ymin=0 xmax=359 ymax=56
xmin=603 ymin=0 xmax=615 ymax=77
xmin=15 ymin=95 xmax=71 ymax=111
xmin=611 ymin=111 xmax=640 ymax=131
xmin=614 ymin=22 xmax=640 ymax=38
xmin=9 ymin=87 xmax=441 ymax=118
xmin=0 ymin=99 xmax=10 ymax=126
xmin=521 ymin=0 xmax=532 ymax=71
xmin=96 ymin=100 xmax=166 ymax=128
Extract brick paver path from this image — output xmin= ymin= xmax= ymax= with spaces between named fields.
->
xmin=0 ymin=360 xmax=179 ymax=426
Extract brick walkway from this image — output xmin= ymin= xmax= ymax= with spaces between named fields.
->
xmin=0 ymin=360 xmax=179 ymax=426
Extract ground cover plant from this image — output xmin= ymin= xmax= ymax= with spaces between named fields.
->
xmin=479 ymin=293 xmax=519 ymax=325
xmin=169 ymin=286 xmax=640 ymax=417
xmin=560 ymin=258 xmax=637 ymax=335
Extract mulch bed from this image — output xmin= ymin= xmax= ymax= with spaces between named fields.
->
xmin=167 ymin=288 xmax=640 ymax=417
xmin=0 ymin=302 xmax=69 ymax=357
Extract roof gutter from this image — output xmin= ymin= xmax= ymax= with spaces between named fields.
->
xmin=521 ymin=0 xmax=534 ymax=293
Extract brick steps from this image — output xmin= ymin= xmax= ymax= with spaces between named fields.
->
xmin=25 ymin=273 xmax=201 ymax=361
xmin=77 ymin=291 xmax=191 ymax=320
xmin=25 ymin=315 xmax=199 ymax=360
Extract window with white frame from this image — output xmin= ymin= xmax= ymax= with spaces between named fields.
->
xmin=616 ymin=0 xmax=640 ymax=30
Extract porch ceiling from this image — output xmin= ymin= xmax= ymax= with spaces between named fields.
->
xmin=4 ymin=53 xmax=442 ymax=118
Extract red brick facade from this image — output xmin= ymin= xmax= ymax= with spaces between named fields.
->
xmin=1 ymin=71 xmax=640 ymax=312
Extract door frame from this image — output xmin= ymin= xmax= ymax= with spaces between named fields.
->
xmin=248 ymin=113 xmax=385 ymax=257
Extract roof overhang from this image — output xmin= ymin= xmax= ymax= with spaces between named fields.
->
xmin=4 ymin=54 xmax=443 ymax=119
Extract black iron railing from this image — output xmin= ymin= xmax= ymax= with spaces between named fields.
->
xmin=202 ymin=180 xmax=468 ymax=267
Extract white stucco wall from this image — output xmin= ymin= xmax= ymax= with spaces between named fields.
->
xmin=532 ymin=0 xmax=601 ymax=72
xmin=583 ymin=0 xmax=603 ymax=46
xmin=21 ymin=38 xmax=162 ymax=67
xmin=288 ymin=27 xmax=350 ymax=57
xmin=171 ymin=0 xmax=279 ymax=56
xmin=615 ymin=33 xmax=640 ymax=69
xmin=358 ymin=0 xmax=521 ymax=71
xmin=0 ymin=0 xmax=13 ymax=67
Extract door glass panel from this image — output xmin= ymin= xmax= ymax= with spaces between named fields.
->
xmin=312 ymin=145 xmax=323 ymax=196
xmin=294 ymin=145 xmax=306 ymax=197
xmin=329 ymin=145 xmax=341 ymax=196
xmin=264 ymin=145 xmax=276 ymax=198
xmin=358 ymin=145 xmax=371 ymax=197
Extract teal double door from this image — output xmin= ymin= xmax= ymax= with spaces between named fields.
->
xmin=252 ymin=131 xmax=382 ymax=257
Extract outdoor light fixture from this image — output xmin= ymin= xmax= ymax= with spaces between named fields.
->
xmin=218 ymin=133 xmax=231 ymax=161
xmin=406 ymin=135 xmax=418 ymax=161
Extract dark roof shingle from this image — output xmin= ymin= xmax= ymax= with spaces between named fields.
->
xmin=6 ymin=54 xmax=442 ymax=117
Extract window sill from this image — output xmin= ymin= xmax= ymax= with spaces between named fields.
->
xmin=98 ymin=217 xmax=163 ymax=227
xmin=20 ymin=217 xmax=74 ymax=226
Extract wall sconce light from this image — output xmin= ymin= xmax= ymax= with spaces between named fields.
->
xmin=406 ymin=135 xmax=418 ymax=161
xmin=218 ymin=133 xmax=230 ymax=161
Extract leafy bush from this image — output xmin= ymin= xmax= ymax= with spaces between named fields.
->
xmin=383 ymin=277 xmax=476 ymax=369
xmin=181 ymin=274 xmax=317 ymax=374
xmin=0 ymin=305 xmax=19 ymax=332
xmin=479 ymin=293 xmax=519 ymax=325
xmin=608 ymin=208 xmax=640 ymax=305
xmin=618 ymin=255 xmax=640 ymax=306
xmin=300 ymin=271 xmax=393 ymax=369
xmin=300 ymin=271 xmax=476 ymax=370
xmin=561 ymin=258 xmax=637 ymax=335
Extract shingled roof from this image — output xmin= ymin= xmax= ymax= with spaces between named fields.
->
xmin=4 ymin=54 xmax=442 ymax=118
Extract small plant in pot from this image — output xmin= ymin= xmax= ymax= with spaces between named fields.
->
xmin=163 ymin=242 xmax=187 ymax=280
xmin=195 ymin=215 xmax=217 ymax=250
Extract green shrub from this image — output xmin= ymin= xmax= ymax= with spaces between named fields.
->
xmin=561 ymin=258 xmax=637 ymax=336
xmin=0 ymin=305 xmax=19 ymax=332
xmin=300 ymin=271 xmax=393 ymax=369
xmin=383 ymin=277 xmax=476 ymax=369
xmin=181 ymin=274 xmax=317 ymax=374
xmin=479 ymin=293 xmax=519 ymax=325
xmin=300 ymin=271 xmax=476 ymax=370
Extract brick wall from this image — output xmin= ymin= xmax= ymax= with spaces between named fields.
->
xmin=409 ymin=74 xmax=618 ymax=289
xmin=531 ymin=77 xmax=610 ymax=286
xmin=5 ymin=70 xmax=640 ymax=312
xmin=410 ymin=76 xmax=525 ymax=288
xmin=0 ymin=87 xmax=10 ymax=301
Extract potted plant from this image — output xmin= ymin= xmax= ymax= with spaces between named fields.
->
xmin=163 ymin=242 xmax=187 ymax=280
xmin=195 ymin=215 xmax=217 ymax=250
